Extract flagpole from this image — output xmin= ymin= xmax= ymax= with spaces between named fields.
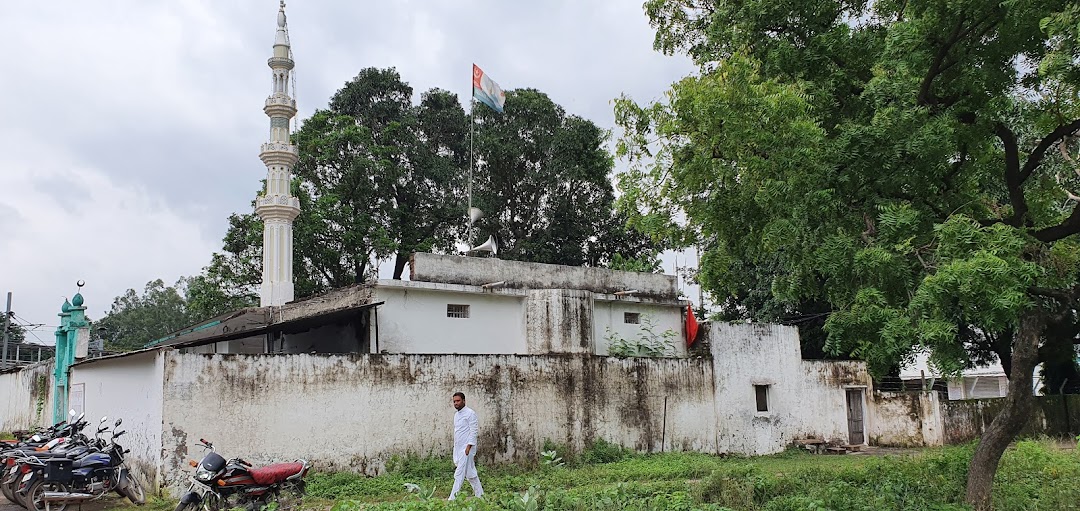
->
xmin=468 ymin=87 xmax=476 ymax=249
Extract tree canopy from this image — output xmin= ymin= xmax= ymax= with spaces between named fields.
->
xmin=92 ymin=279 xmax=195 ymax=351
xmin=616 ymin=0 xmax=1080 ymax=507
xmin=472 ymin=88 xmax=657 ymax=266
xmin=200 ymin=68 xmax=659 ymax=309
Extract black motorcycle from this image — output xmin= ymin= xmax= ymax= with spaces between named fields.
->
xmin=16 ymin=417 xmax=146 ymax=511
xmin=2 ymin=412 xmax=90 ymax=508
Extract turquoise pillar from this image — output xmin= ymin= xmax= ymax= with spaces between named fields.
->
xmin=52 ymin=292 xmax=88 ymax=423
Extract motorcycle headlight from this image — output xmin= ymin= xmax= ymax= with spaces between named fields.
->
xmin=195 ymin=466 xmax=215 ymax=482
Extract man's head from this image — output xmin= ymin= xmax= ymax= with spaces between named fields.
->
xmin=452 ymin=392 xmax=466 ymax=410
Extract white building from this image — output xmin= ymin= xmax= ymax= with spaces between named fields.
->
xmin=150 ymin=253 xmax=690 ymax=358
xmin=899 ymin=351 xmax=1044 ymax=400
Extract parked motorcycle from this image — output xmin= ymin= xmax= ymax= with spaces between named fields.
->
xmin=11 ymin=416 xmax=146 ymax=511
xmin=1 ymin=412 xmax=88 ymax=507
xmin=174 ymin=438 xmax=308 ymax=511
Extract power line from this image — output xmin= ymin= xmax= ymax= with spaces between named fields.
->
xmin=12 ymin=313 xmax=52 ymax=346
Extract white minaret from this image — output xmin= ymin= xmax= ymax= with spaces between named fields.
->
xmin=256 ymin=1 xmax=301 ymax=306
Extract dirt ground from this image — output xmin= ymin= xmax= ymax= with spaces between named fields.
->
xmin=0 ymin=495 xmax=124 ymax=511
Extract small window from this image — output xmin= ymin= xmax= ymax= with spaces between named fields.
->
xmin=754 ymin=385 xmax=770 ymax=412
xmin=623 ymin=312 xmax=640 ymax=324
xmin=446 ymin=304 xmax=470 ymax=319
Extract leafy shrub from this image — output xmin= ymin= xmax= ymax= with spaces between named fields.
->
xmin=581 ymin=439 xmax=630 ymax=464
xmin=606 ymin=316 xmax=678 ymax=358
xmin=386 ymin=454 xmax=455 ymax=479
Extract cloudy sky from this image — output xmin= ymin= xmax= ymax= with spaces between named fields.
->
xmin=0 ymin=0 xmax=696 ymax=343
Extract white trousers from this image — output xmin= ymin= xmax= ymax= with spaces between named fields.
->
xmin=448 ymin=449 xmax=483 ymax=500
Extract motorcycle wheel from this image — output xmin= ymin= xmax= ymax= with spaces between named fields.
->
xmin=26 ymin=480 xmax=69 ymax=511
xmin=1 ymin=476 xmax=16 ymax=504
xmin=118 ymin=473 xmax=146 ymax=505
xmin=12 ymin=479 xmax=31 ymax=509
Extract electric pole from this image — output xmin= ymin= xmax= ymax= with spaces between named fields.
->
xmin=2 ymin=292 xmax=11 ymax=370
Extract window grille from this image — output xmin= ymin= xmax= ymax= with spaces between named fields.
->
xmin=623 ymin=312 xmax=640 ymax=324
xmin=446 ymin=304 xmax=470 ymax=319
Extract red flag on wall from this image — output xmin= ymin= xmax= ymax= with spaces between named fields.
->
xmin=686 ymin=304 xmax=699 ymax=347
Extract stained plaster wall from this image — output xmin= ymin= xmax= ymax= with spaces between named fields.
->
xmin=593 ymin=300 xmax=685 ymax=357
xmin=410 ymin=253 xmax=679 ymax=300
xmin=371 ymin=284 xmax=527 ymax=354
xmin=68 ymin=351 xmax=165 ymax=486
xmin=158 ymin=351 xmax=717 ymax=491
xmin=867 ymin=391 xmax=944 ymax=447
xmin=0 ymin=360 xmax=54 ymax=432
xmin=709 ymin=323 xmax=874 ymax=454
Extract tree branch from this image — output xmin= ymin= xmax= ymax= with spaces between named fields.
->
xmin=995 ymin=123 xmax=1027 ymax=227
xmin=1019 ymin=119 xmax=1080 ymax=182
xmin=1032 ymin=203 xmax=1080 ymax=242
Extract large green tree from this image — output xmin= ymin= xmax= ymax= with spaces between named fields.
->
xmin=205 ymin=70 xmax=658 ymax=303
xmin=472 ymin=89 xmax=656 ymax=266
xmin=616 ymin=0 xmax=1080 ymax=507
xmin=93 ymin=279 xmax=193 ymax=351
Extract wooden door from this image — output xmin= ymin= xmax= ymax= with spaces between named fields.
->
xmin=846 ymin=389 xmax=865 ymax=445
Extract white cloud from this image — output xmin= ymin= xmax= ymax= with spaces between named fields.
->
xmin=0 ymin=134 xmax=216 ymax=332
xmin=1 ymin=0 xmax=697 ymax=331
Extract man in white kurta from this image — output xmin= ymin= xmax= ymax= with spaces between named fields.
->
xmin=449 ymin=392 xmax=484 ymax=500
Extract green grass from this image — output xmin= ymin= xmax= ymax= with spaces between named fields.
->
xmin=119 ymin=439 xmax=1080 ymax=511
xmin=309 ymin=440 xmax=1080 ymax=511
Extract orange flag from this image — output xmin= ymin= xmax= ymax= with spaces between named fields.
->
xmin=686 ymin=304 xmax=700 ymax=347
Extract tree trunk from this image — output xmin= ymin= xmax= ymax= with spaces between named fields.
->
xmin=392 ymin=252 xmax=409 ymax=280
xmin=964 ymin=313 xmax=1042 ymax=510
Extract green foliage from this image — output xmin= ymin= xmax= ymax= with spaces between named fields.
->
xmin=618 ymin=2 xmax=1080 ymax=446
xmin=605 ymin=315 xmax=678 ymax=358
xmin=386 ymin=454 xmax=456 ymax=480
xmin=470 ymin=88 xmax=658 ymax=267
xmin=540 ymin=450 xmax=564 ymax=468
xmin=541 ymin=439 xmax=571 ymax=468
xmin=298 ymin=441 xmax=1079 ymax=510
xmin=580 ymin=439 xmax=630 ymax=464
xmin=607 ymin=253 xmax=662 ymax=273
xmin=92 ymin=279 xmax=192 ymax=351
xmin=403 ymin=482 xmax=438 ymax=501
xmin=199 ymin=70 xmax=657 ymax=307
xmin=34 ymin=374 xmax=46 ymax=423
xmin=2 ymin=314 xmax=25 ymax=343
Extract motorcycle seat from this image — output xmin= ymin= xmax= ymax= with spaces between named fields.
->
xmin=250 ymin=463 xmax=304 ymax=485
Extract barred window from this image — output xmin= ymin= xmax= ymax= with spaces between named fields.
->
xmin=446 ymin=304 xmax=470 ymax=319
xmin=623 ymin=312 xmax=640 ymax=324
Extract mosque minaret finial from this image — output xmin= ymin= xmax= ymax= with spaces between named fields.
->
xmin=256 ymin=1 xmax=301 ymax=307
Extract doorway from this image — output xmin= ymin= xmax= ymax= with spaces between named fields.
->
xmin=846 ymin=388 xmax=865 ymax=445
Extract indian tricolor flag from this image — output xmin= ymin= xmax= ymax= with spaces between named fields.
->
xmin=472 ymin=64 xmax=506 ymax=113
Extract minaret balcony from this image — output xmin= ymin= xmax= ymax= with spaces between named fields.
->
xmin=260 ymin=142 xmax=299 ymax=166
xmin=255 ymin=195 xmax=301 ymax=220
xmin=267 ymin=56 xmax=295 ymax=70
xmin=265 ymin=95 xmax=296 ymax=108
xmin=264 ymin=97 xmax=297 ymax=118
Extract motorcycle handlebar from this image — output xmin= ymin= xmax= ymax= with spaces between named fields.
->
xmin=237 ymin=458 xmax=252 ymax=467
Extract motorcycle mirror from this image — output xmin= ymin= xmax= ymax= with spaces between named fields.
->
xmin=31 ymin=435 xmax=41 ymax=442
xmin=115 ymin=418 xmax=122 ymax=427
xmin=100 ymin=416 xmax=108 ymax=423
xmin=69 ymin=409 xmax=76 ymax=417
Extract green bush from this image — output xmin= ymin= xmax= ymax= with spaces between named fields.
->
xmin=581 ymin=439 xmax=630 ymax=464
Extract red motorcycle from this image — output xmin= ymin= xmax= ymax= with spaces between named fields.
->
xmin=174 ymin=439 xmax=308 ymax=511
